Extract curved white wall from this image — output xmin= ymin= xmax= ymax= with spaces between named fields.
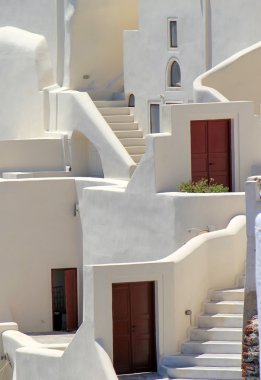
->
xmin=0 ymin=0 xmax=60 ymax=83
xmin=0 ymin=27 xmax=54 ymax=139
xmin=194 ymin=42 xmax=261 ymax=114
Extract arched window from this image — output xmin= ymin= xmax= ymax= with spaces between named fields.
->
xmin=128 ymin=94 xmax=135 ymax=107
xmin=169 ymin=60 xmax=181 ymax=87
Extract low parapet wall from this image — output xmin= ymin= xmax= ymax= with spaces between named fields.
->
xmin=0 ymin=323 xmax=18 ymax=380
xmin=0 ymin=323 xmax=18 ymax=355
xmin=5 ymin=324 xmax=118 ymax=380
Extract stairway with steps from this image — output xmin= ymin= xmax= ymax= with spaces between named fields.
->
xmin=160 ymin=285 xmax=244 ymax=380
xmin=94 ymin=100 xmax=146 ymax=164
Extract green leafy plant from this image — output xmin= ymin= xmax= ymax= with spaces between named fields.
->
xmin=179 ymin=178 xmax=229 ymax=193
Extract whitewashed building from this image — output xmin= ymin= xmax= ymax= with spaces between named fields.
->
xmin=0 ymin=1 xmax=260 ymax=379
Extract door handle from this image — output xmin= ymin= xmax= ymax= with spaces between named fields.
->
xmin=131 ymin=325 xmax=136 ymax=332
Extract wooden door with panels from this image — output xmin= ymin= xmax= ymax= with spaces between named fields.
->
xmin=112 ymin=282 xmax=156 ymax=374
xmin=190 ymin=119 xmax=231 ymax=190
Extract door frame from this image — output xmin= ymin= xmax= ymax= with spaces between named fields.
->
xmin=51 ymin=267 xmax=78 ymax=332
xmin=112 ymin=281 xmax=157 ymax=375
xmin=190 ymin=119 xmax=233 ymax=191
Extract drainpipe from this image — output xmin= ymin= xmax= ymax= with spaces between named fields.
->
xmin=204 ymin=0 xmax=212 ymax=70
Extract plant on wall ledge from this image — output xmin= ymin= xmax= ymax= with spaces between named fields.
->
xmin=179 ymin=178 xmax=229 ymax=193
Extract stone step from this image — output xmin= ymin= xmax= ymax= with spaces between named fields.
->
xmin=211 ymin=288 xmax=244 ymax=302
xmin=94 ymin=100 xmax=127 ymax=108
xmin=94 ymin=101 xmax=145 ymax=163
xmin=125 ymin=146 xmax=146 ymax=155
xmin=115 ymin=130 xmax=143 ymax=139
xmin=167 ymin=366 xmax=242 ymax=380
xmin=159 ymin=280 xmax=244 ymax=380
xmin=162 ymin=353 xmax=241 ymax=368
xmin=198 ymin=314 xmax=243 ymax=328
xmin=190 ymin=327 xmax=242 ymax=341
xmin=181 ymin=341 xmax=242 ymax=354
xmin=98 ymin=107 xmax=131 ymax=116
xmin=109 ymin=122 xmax=139 ymax=131
xmin=131 ymin=154 xmax=143 ymax=163
xmin=120 ymin=138 xmax=145 ymax=147
xmin=205 ymin=301 xmax=244 ymax=314
xmin=103 ymin=114 xmax=134 ymax=123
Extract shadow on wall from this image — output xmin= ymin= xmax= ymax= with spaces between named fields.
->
xmin=71 ymin=130 xmax=104 ymax=178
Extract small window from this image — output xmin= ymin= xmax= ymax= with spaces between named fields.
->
xmin=150 ymin=104 xmax=160 ymax=133
xmin=128 ymin=94 xmax=135 ymax=107
xmin=169 ymin=20 xmax=178 ymax=48
xmin=170 ymin=61 xmax=181 ymax=87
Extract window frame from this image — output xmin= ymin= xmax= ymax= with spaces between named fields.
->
xmin=166 ymin=59 xmax=182 ymax=90
xmin=168 ymin=18 xmax=178 ymax=49
xmin=149 ymin=102 xmax=161 ymax=134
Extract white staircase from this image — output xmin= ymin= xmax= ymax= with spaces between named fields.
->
xmin=94 ymin=101 xmax=146 ymax=164
xmin=160 ymin=285 xmax=244 ymax=380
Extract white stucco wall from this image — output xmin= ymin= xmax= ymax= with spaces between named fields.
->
xmin=70 ymin=131 xmax=104 ymax=178
xmin=124 ymin=0 xmax=205 ymax=133
xmin=127 ymin=101 xmax=261 ymax=194
xmin=0 ymin=27 xmax=54 ymax=139
xmin=210 ymin=0 xmax=261 ymax=67
xmin=194 ymin=42 xmax=261 ymax=114
xmin=1 ymin=215 xmax=246 ymax=380
xmin=0 ymin=177 xmax=126 ymax=333
xmin=0 ymin=178 xmax=82 ymax=332
xmin=0 ymin=0 xmax=60 ymax=83
xmin=0 ymin=0 xmax=139 ymax=93
xmin=0 ymin=24 xmax=136 ymax=179
xmin=91 ymin=215 xmax=246 ymax=363
xmin=0 ymin=139 xmax=65 ymax=176
xmin=81 ymin=184 xmax=245 ymax=265
xmin=124 ymin=0 xmax=261 ymax=133
xmin=65 ymin=0 xmax=138 ymax=98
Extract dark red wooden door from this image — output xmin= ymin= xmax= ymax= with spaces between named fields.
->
xmin=191 ymin=120 xmax=231 ymax=189
xmin=65 ymin=269 xmax=78 ymax=332
xmin=112 ymin=282 xmax=156 ymax=374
